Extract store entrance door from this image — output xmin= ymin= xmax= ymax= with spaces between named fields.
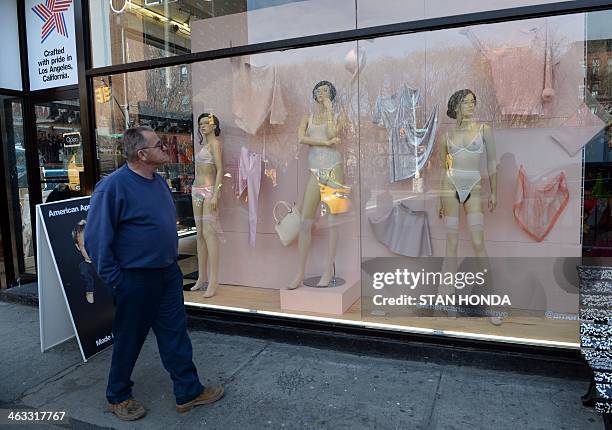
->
xmin=34 ymin=99 xmax=83 ymax=202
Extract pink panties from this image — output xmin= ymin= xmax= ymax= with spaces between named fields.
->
xmin=513 ymin=165 xmax=569 ymax=242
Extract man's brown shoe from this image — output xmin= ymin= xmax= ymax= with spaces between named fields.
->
xmin=107 ymin=398 xmax=146 ymax=421
xmin=176 ymin=385 xmax=224 ymax=413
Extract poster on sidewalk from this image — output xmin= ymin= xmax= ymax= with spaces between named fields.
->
xmin=37 ymin=196 xmax=114 ymax=361
xmin=25 ymin=0 xmax=78 ymax=90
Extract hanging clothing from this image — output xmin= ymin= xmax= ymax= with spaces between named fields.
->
xmin=231 ymin=57 xmax=287 ymax=135
xmin=462 ymin=22 xmax=556 ymax=116
xmin=237 ymin=146 xmax=262 ymax=247
xmin=551 ymin=103 xmax=607 ymax=157
xmin=445 ymin=124 xmax=496 ymax=204
xmin=513 ymin=165 xmax=569 ymax=242
xmin=369 ymin=201 xmax=433 ymax=257
xmin=373 ymin=84 xmax=438 ymax=183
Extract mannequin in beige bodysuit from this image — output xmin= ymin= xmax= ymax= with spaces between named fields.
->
xmin=289 ymin=81 xmax=346 ymax=289
xmin=190 ymin=113 xmax=223 ymax=298
xmin=436 ymin=89 xmax=501 ymax=324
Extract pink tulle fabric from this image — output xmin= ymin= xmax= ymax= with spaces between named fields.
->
xmin=231 ymin=57 xmax=287 ymax=135
xmin=237 ymin=146 xmax=262 ymax=247
xmin=463 ymin=21 xmax=555 ymax=116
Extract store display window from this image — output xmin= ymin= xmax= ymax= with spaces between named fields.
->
xmin=92 ymin=9 xmax=612 ymax=347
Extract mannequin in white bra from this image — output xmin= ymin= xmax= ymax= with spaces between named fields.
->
xmin=436 ymin=90 xmax=500 ymax=323
xmin=288 ymin=81 xmax=347 ymax=289
xmin=190 ymin=113 xmax=223 ymax=298
xmin=437 ymin=89 xmax=497 ymax=255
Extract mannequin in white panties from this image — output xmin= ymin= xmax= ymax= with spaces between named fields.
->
xmin=436 ymin=90 xmax=500 ymax=323
xmin=288 ymin=81 xmax=347 ymax=290
xmin=190 ymin=113 xmax=223 ymax=298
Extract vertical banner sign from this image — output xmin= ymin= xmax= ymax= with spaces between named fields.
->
xmin=37 ymin=197 xmax=114 ymax=362
xmin=26 ymin=0 xmax=78 ymax=90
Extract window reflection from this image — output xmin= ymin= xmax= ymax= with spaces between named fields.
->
xmin=90 ymin=0 xmax=356 ymax=67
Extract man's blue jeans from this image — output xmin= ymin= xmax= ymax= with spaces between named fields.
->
xmin=106 ymin=262 xmax=204 ymax=405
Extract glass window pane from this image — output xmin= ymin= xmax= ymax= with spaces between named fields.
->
xmin=184 ymin=43 xmax=360 ymax=298
xmin=0 ymin=98 xmax=34 ymax=278
xmin=357 ymin=0 xmax=578 ymax=28
xmin=90 ymin=0 xmax=356 ymax=67
xmin=35 ymin=100 xmax=83 ymax=200
xmin=0 ymin=0 xmax=21 ymax=90
xmin=359 ymin=12 xmax=591 ymax=345
xmin=93 ymin=64 xmax=194 ymax=234
xmin=90 ymin=8 xmax=612 ymax=347
xmin=583 ymin=9 xmax=612 ymax=255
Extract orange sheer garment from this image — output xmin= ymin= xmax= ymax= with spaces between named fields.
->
xmin=513 ymin=165 xmax=569 ymax=242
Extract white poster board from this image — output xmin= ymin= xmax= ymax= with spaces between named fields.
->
xmin=36 ymin=197 xmax=115 ymax=362
xmin=36 ymin=205 xmax=75 ymax=354
xmin=26 ymin=0 xmax=78 ymax=90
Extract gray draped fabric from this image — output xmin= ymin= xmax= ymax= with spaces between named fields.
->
xmin=369 ymin=201 xmax=433 ymax=257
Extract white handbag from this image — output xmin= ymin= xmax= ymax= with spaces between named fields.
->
xmin=273 ymin=201 xmax=301 ymax=246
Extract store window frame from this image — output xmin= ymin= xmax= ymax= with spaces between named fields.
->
xmin=0 ymin=90 xmax=23 ymax=287
xmin=0 ymin=0 xmax=97 ymax=288
xmin=85 ymin=0 xmax=612 ymax=78
xmin=79 ymin=0 xmax=612 ymax=350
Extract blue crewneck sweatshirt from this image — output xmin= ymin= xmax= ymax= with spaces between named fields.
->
xmin=84 ymin=164 xmax=178 ymax=287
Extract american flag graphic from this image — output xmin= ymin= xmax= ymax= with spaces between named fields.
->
xmin=32 ymin=0 xmax=73 ymax=43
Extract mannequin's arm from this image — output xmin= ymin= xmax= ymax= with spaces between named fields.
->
xmin=483 ymin=124 xmax=497 ymax=210
xmin=211 ymin=140 xmax=224 ymax=200
xmin=440 ymin=133 xmax=451 ymax=188
xmin=483 ymin=124 xmax=497 ymax=193
xmin=437 ymin=133 xmax=450 ymax=216
xmin=298 ymin=114 xmax=335 ymax=146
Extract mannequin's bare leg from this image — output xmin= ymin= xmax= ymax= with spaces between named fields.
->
xmin=201 ymin=204 xmax=219 ymax=298
xmin=463 ymin=189 xmax=487 ymax=259
xmin=463 ymin=188 xmax=500 ymax=325
xmin=288 ymin=175 xmax=321 ymax=289
xmin=436 ymin=189 xmax=460 ymax=319
xmin=318 ymin=165 xmax=344 ymax=286
xmin=317 ymin=219 xmax=338 ymax=286
xmin=440 ymin=190 xmax=460 ymax=296
xmin=190 ymin=198 xmax=209 ymax=291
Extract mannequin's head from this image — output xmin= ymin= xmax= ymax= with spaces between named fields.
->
xmin=197 ymin=113 xmax=220 ymax=143
xmin=312 ymin=81 xmax=337 ymax=104
xmin=447 ymin=89 xmax=477 ymax=121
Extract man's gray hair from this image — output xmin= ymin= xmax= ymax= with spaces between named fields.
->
xmin=121 ymin=126 xmax=154 ymax=162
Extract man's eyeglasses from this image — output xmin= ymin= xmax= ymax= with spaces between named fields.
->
xmin=139 ymin=141 xmax=167 ymax=151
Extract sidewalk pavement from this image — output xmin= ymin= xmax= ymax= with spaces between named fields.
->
xmin=0 ymin=300 xmax=602 ymax=430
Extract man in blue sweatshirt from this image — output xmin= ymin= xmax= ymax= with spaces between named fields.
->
xmin=85 ymin=126 xmax=223 ymax=421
